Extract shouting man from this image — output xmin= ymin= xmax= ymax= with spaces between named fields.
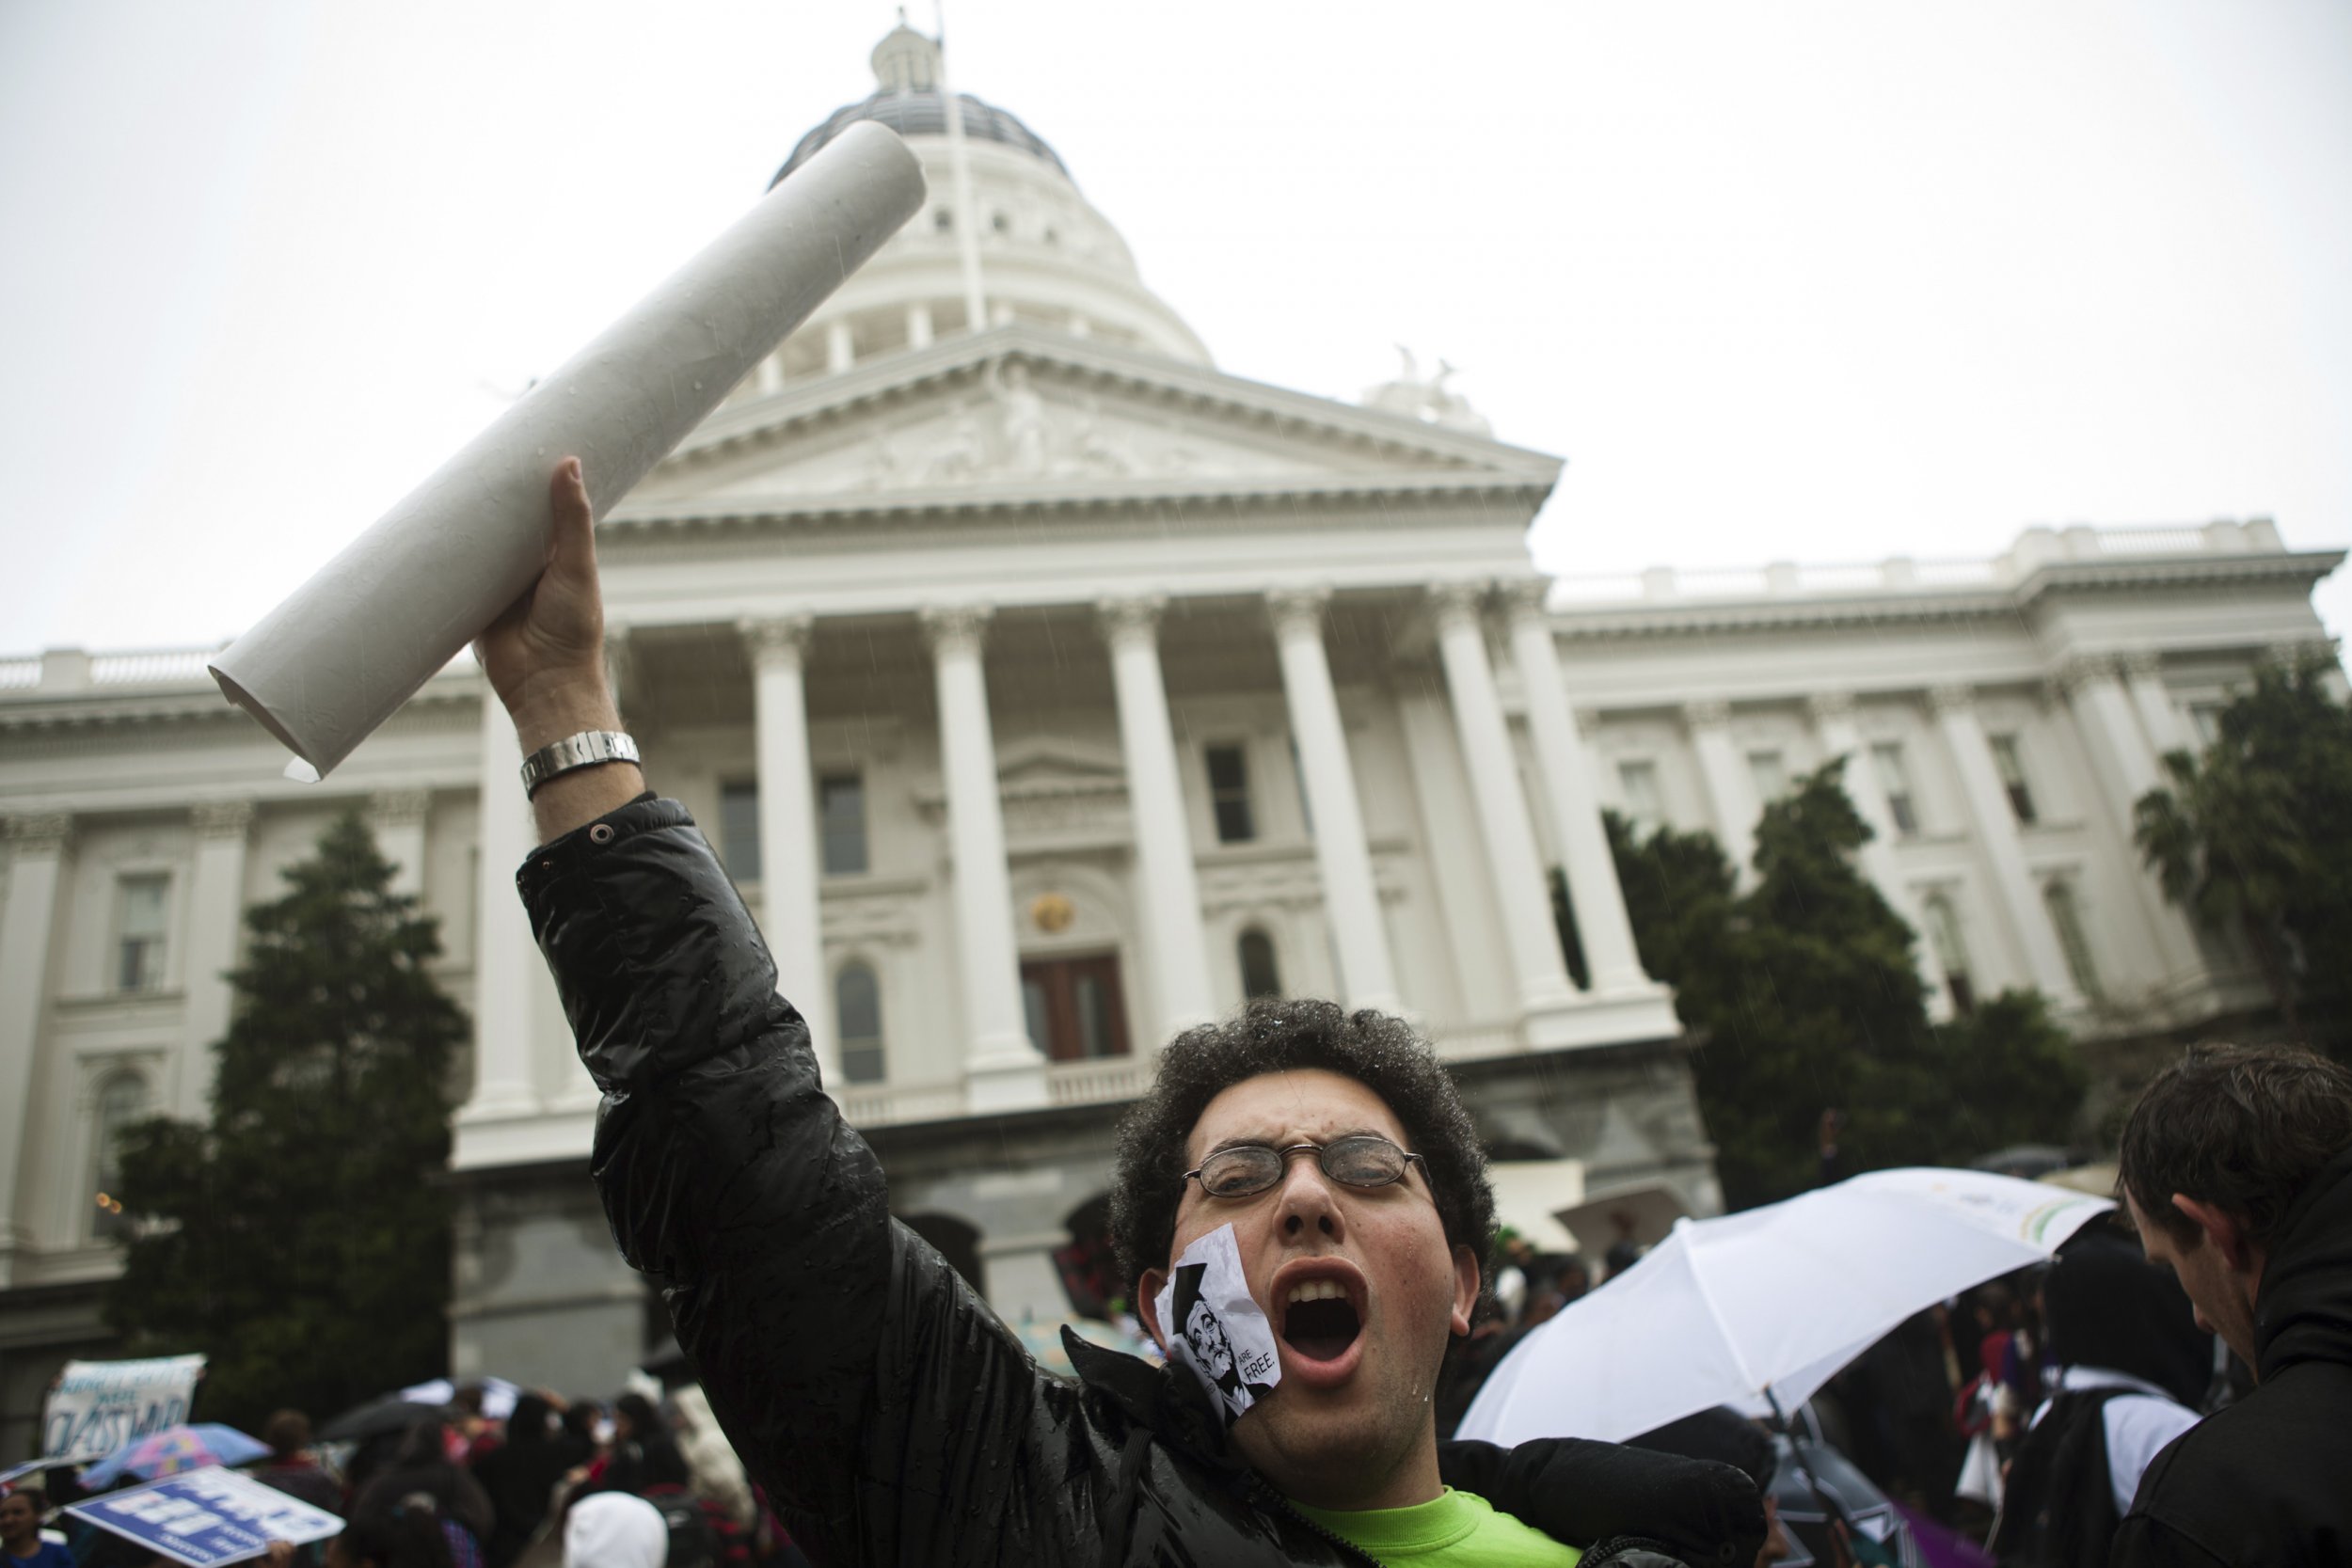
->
xmin=480 ymin=461 xmax=1760 ymax=1566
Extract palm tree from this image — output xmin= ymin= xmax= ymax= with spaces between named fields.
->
xmin=2135 ymin=745 xmax=2310 ymax=1036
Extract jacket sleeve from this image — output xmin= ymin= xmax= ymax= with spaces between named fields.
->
xmin=518 ymin=798 xmax=1094 ymax=1564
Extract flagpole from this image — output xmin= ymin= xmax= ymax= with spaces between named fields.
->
xmin=933 ymin=1 xmax=989 ymax=334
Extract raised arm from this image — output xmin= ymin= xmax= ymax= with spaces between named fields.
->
xmin=473 ymin=458 xmax=644 ymax=842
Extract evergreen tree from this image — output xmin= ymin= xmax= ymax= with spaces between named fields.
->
xmin=1611 ymin=758 xmax=2085 ymax=1208
xmin=106 ymin=813 xmax=464 ymax=1429
xmin=2135 ymin=655 xmax=2352 ymax=1056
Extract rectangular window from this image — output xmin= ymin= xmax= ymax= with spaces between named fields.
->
xmin=1616 ymin=759 xmax=1663 ymax=833
xmin=1205 ymin=744 xmax=1256 ymax=844
xmin=117 ymin=874 xmax=168 ymax=993
xmin=820 ymin=773 xmax=868 ymax=876
xmin=1989 ymin=734 xmax=2038 ymax=825
xmin=1747 ymin=749 xmax=1788 ymax=802
xmin=1871 ymin=742 xmax=1920 ymax=836
xmin=719 ymin=782 xmax=762 ymax=882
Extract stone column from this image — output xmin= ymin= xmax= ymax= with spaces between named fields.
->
xmin=2120 ymin=651 xmax=2189 ymax=759
xmin=457 ymin=697 xmax=541 ymax=1123
xmin=1684 ymin=700 xmax=1760 ymax=885
xmin=1929 ymin=686 xmax=2082 ymax=1006
xmin=174 ymin=801 xmax=254 ymax=1119
xmin=922 ymin=606 xmax=1047 ymax=1110
xmin=743 ymin=617 xmax=838 ymax=1086
xmin=1099 ymin=595 xmax=1216 ymax=1040
xmin=1430 ymin=583 xmax=1579 ymax=1017
xmin=1267 ymin=589 xmax=1402 ymax=1014
xmin=907 ymin=303 xmax=934 ymax=350
xmin=1501 ymin=582 xmax=1653 ymax=995
xmin=2058 ymin=657 xmax=2208 ymax=978
xmin=369 ymin=790 xmax=432 ymax=899
xmin=825 ymin=320 xmax=855 ymax=374
xmin=1807 ymin=694 xmax=1947 ymax=1012
xmin=0 ymin=815 xmax=72 ymax=1282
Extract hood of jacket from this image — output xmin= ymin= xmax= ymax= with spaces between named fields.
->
xmin=2254 ymin=1144 xmax=2352 ymax=1382
xmin=1063 ymin=1329 xmax=1762 ymax=1567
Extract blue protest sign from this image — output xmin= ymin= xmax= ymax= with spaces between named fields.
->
xmin=65 ymin=1466 xmax=343 ymax=1568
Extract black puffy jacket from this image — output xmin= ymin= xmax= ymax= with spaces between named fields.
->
xmin=2109 ymin=1146 xmax=2352 ymax=1566
xmin=521 ymin=797 xmax=1763 ymax=1568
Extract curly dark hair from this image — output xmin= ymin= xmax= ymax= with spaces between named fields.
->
xmin=2119 ymin=1042 xmax=2352 ymax=1247
xmin=1108 ymin=998 xmax=1495 ymax=1299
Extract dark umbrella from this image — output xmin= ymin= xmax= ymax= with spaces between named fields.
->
xmin=319 ymin=1394 xmax=454 ymax=1443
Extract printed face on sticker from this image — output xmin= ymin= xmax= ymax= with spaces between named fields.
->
xmin=1138 ymin=1068 xmax=1479 ymax=1509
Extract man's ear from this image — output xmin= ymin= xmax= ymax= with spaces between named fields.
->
xmin=2171 ymin=1193 xmax=2254 ymax=1273
xmin=1136 ymin=1268 xmax=1168 ymax=1352
xmin=1449 ymin=1244 xmax=1480 ymax=1338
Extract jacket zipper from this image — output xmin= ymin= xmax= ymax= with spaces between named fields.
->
xmin=1244 ymin=1477 xmax=1387 ymax=1568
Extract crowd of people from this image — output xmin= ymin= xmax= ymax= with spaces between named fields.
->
xmin=4 ymin=1387 xmax=808 ymax=1568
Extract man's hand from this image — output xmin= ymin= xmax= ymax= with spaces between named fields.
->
xmin=474 ymin=458 xmax=644 ymax=841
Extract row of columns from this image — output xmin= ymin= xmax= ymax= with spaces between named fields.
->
xmin=717 ymin=580 xmax=1661 ymax=1110
xmin=0 ymin=793 xmax=430 ymax=1276
xmin=1677 ymin=660 xmax=2208 ymax=1010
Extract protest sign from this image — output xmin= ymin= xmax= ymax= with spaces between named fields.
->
xmin=65 ymin=1466 xmax=343 ymax=1568
xmin=40 ymin=1355 xmax=206 ymax=1463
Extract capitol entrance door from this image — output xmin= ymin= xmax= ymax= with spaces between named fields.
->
xmin=1020 ymin=954 xmax=1132 ymax=1061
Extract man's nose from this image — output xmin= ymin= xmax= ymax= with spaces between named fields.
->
xmin=1276 ymin=1153 xmax=1346 ymax=1242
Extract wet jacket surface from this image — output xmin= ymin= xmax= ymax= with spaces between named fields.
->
xmin=520 ymin=797 xmax=1764 ymax=1568
xmin=2109 ymin=1147 xmax=2352 ymax=1567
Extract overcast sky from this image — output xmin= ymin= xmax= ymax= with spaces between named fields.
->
xmin=4 ymin=0 xmax=2347 ymax=657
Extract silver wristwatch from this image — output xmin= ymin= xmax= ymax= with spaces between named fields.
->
xmin=518 ymin=730 xmax=641 ymax=798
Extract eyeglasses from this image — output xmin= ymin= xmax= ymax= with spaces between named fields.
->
xmin=1184 ymin=1134 xmax=1426 ymax=1200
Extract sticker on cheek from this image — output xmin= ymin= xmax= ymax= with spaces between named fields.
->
xmin=1152 ymin=1222 xmax=1282 ymax=1428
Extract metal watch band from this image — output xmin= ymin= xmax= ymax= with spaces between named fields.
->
xmin=518 ymin=729 xmax=641 ymax=798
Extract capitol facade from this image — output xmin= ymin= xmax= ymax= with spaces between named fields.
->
xmin=0 ymin=25 xmax=2340 ymax=1451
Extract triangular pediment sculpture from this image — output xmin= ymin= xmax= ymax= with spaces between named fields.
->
xmin=616 ymin=325 xmax=1558 ymax=518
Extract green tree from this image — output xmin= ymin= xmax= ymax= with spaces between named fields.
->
xmin=2134 ymin=656 xmax=2352 ymax=1055
xmin=1613 ymin=759 xmax=2086 ymax=1208
xmin=106 ymin=813 xmax=464 ymax=1429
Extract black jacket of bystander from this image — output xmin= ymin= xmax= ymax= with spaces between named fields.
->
xmin=2109 ymin=1147 xmax=2352 ymax=1566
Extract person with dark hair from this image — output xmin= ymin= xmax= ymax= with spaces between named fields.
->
xmin=2 ymin=1488 xmax=75 ymax=1568
xmin=472 ymin=1393 xmax=589 ymax=1568
xmin=355 ymin=1420 xmax=497 ymax=1563
xmin=471 ymin=458 xmax=1765 ymax=1566
xmin=2110 ymin=1041 xmax=2352 ymax=1566
xmin=331 ymin=1500 xmax=460 ymax=1568
xmin=255 ymin=1411 xmax=345 ymax=1517
xmin=1990 ymin=1226 xmax=2210 ymax=1567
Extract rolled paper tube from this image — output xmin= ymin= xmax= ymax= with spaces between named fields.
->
xmin=210 ymin=119 xmax=927 ymax=776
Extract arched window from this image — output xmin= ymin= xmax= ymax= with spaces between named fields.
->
xmin=1922 ymin=893 xmax=1976 ymax=1015
xmin=2043 ymin=880 xmax=2104 ymax=1003
xmin=1238 ymin=929 xmax=1281 ymax=1001
xmin=90 ymin=1070 xmax=150 ymax=1241
xmin=835 ymin=961 xmax=885 ymax=1085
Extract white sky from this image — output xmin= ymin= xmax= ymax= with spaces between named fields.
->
xmin=3 ymin=0 xmax=2347 ymax=657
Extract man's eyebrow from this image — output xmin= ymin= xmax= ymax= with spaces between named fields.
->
xmin=1200 ymin=1127 xmax=1387 ymax=1157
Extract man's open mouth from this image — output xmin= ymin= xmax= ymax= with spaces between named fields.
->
xmin=1280 ymin=1277 xmax=1363 ymax=1362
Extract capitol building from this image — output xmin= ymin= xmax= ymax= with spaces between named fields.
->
xmin=0 ymin=24 xmax=2340 ymax=1449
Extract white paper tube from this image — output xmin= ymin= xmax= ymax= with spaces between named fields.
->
xmin=210 ymin=120 xmax=927 ymax=776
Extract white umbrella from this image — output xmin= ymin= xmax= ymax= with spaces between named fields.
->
xmin=1456 ymin=1166 xmax=2113 ymax=1446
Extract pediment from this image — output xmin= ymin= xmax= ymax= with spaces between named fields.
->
xmin=622 ymin=326 xmax=1558 ymax=515
xmin=993 ymin=736 xmax=1127 ymax=790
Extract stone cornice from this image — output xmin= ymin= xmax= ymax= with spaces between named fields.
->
xmin=604 ymin=467 xmax=1552 ymax=537
xmin=0 ymin=670 xmax=483 ymax=731
xmin=1542 ymin=549 xmax=2344 ymax=642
